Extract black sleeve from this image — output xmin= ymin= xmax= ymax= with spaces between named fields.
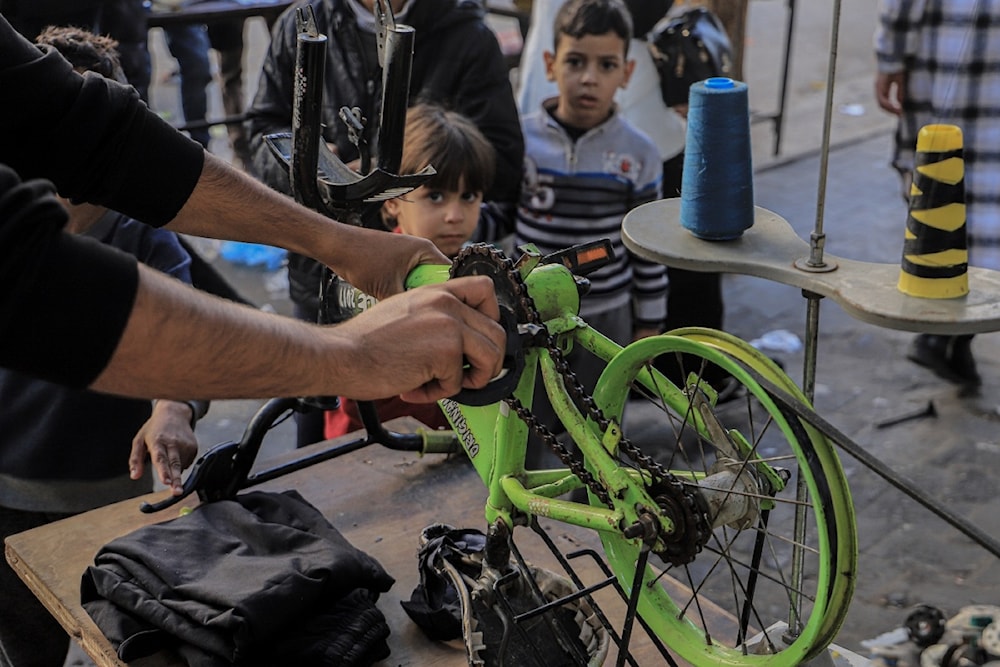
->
xmin=457 ymin=24 xmax=524 ymax=206
xmin=0 ymin=164 xmax=138 ymax=388
xmin=0 ymin=15 xmax=204 ymax=227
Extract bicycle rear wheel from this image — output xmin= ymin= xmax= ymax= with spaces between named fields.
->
xmin=588 ymin=328 xmax=856 ymax=667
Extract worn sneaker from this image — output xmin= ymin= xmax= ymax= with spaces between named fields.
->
xmin=907 ymin=334 xmax=959 ymax=382
xmin=906 ymin=334 xmax=981 ymax=386
xmin=949 ymin=335 xmax=981 ymax=387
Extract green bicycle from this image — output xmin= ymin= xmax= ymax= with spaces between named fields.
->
xmin=401 ymin=241 xmax=858 ymax=667
xmin=160 ymin=239 xmax=857 ymax=666
xmin=210 ymin=4 xmax=856 ymax=661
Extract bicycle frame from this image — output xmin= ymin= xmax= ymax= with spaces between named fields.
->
xmin=150 ymin=243 xmax=855 ymax=666
xmin=405 ymin=248 xmax=857 ymax=665
xmin=408 ymin=260 xmax=787 ymax=541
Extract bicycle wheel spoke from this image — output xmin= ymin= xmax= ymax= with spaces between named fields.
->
xmin=592 ymin=333 xmax=855 ymax=666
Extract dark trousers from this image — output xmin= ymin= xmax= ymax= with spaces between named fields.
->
xmin=0 ymin=506 xmax=74 ymax=667
xmin=661 ymin=151 xmax=724 ymax=332
xmin=292 ymin=302 xmax=330 ymax=448
xmin=659 ymin=152 xmax=727 ymax=385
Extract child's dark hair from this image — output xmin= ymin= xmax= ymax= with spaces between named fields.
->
xmin=400 ymin=103 xmax=495 ymax=197
xmin=35 ymin=26 xmax=128 ymax=84
xmin=552 ymin=0 xmax=633 ymax=54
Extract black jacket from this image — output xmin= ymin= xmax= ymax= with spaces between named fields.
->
xmin=0 ymin=16 xmax=203 ymax=387
xmin=246 ymin=0 xmax=523 ymax=309
xmin=82 ymin=490 xmax=395 ymax=666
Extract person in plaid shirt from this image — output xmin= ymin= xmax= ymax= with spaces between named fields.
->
xmin=875 ymin=0 xmax=1000 ymax=388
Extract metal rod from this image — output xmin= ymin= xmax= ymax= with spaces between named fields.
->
xmin=175 ymin=113 xmax=248 ymax=132
xmin=772 ymin=0 xmax=796 ymax=155
xmin=790 ymin=0 xmax=844 ymax=639
xmin=807 ymin=0 xmax=842 ymax=269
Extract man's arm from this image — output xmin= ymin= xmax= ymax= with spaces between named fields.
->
xmin=0 ymin=19 xmax=447 ymax=299
xmin=873 ymin=0 xmax=924 ymax=102
xmin=165 ymin=153 xmax=448 ymax=300
xmin=90 ymin=264 xmax=504 ymax=403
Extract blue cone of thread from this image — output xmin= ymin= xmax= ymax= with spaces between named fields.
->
xmin=680 ymin=77 xmax=755 ymax=240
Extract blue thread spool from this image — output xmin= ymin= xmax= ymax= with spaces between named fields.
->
xmin=680 ymin=77 xmax=755 ymax=240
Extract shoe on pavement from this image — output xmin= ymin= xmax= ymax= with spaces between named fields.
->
xmin=949 ymin=335 xmax=981 ymax=387
xmin=906 ymin=334 xmax=981 ymax=386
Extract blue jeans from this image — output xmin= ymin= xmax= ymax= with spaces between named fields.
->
xmin=163 ymin=24 xmax=213 ymax=148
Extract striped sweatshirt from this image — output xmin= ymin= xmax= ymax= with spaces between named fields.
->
xmin=516 ymin=103 xmax=668 ymax=328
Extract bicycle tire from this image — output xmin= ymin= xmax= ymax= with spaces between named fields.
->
xmin=587 ymin=328 xmax=857 ymax=666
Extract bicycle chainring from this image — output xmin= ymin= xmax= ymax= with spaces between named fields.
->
xmin=448 ymin=245 xmax=529 ymax=405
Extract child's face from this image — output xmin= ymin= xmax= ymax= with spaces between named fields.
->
xmin=544 ymin=30 xmax=634 ymax=130
xmin=384 ymin=179 xmax=482 ymax=258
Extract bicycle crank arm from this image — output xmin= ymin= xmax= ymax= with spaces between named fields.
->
xmin=748 ymin=368 xmax=1000 ymax=559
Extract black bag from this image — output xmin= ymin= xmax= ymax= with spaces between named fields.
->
xmin=647 ymin=7 xmax=734 ymax=107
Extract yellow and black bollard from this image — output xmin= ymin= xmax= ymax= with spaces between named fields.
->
xmin=897 ymin=124 xmax=969 ymax=299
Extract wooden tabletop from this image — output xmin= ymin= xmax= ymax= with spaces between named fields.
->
xmin=5 ymin=417 xmax=722 ymax=666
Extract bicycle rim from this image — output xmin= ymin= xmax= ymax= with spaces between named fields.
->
xmin=589 ymin=329 xmax=857 ymax=666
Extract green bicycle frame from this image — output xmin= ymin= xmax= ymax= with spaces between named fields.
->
xmin=407 ymin=261 xmax=798 ymax=553
xmin=406 ymin=255 xmax=858 ymax=665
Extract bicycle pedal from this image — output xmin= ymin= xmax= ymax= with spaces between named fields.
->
xmin=401 ymin=525 xmax=609 ymax=666
xmin=468 ymin=564 xmax=608 ymax=667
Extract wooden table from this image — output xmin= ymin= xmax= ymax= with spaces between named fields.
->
xmin=147 ymin=0 xmax=294 ymax=29
xmin=6 ymin=417 xmax=732 ymax=666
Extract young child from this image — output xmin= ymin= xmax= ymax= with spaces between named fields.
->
xmin=324 ymin=103 xmax=496 ymax=438
xmin=516 ymin=0 xmax=668 ymax=465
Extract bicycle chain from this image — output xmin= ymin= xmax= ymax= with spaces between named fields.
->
xmin=452 ymin=245 xmax=711 ymax=565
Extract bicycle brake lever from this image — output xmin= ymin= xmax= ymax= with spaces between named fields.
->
xmin=139 ymin=440 xmax=242 ymax=513
xmin=540 ymin=239 xmax=615 ymax=276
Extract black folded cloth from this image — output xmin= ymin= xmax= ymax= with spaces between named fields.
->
xmin=81 ymin=490 xmax=394 ymax=666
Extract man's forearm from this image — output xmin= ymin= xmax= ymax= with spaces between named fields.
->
xmin=163 ymin=153 xmax=326 ymax=258
xmin=89 ymin=265 xmax=506 ymax=404
xmin=90 ymin=263 xmax=340 ymax=400
xmin=162 ymin=154 xmax=447 ymax=299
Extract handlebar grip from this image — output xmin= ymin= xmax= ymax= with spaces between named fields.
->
xmin=405 ymin=263 xmax=451 ymax=290
xmin=419 ymin=429 xmax=462 ymax=454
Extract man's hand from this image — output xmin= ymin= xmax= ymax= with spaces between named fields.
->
xmin=332 ymin=228 xmax=449 ymax=300
xmin=129 ymin=400 xmax=199 ymax=495
xmin=329 ymin=275 xmax=505 ymax=403
xmin=875 ymin=71 xmax=906 ymax=115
